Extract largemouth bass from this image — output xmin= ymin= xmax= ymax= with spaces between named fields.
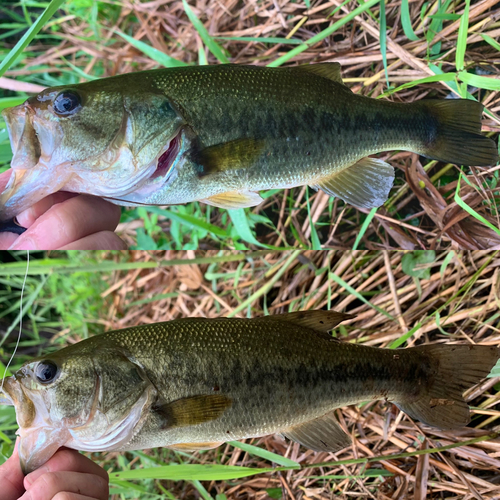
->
xmin=0 ymin=310 xmax=498 ymax=474
xmin=0 ymin=64 xmax=498 ymax=224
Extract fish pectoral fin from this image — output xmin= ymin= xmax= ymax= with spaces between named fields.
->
xmin=202 ymin=190 xmax=263 ymax=209
xmin=257 ymin=310 xmax=354 ymax=336
xmin=191 ymin=138 xmax=266 ymax=176
xmin=168 ymin=441 xmax=224 ymax=452
xmin=153 ymin=394 xmax=232 ymax=430
xmin=312 ymin=157 xmax=395 ymax=209
xmin=282 ymin=412 xmax=351 ymax=453
xmin=297 ymin=63 xmax=349 ymax=88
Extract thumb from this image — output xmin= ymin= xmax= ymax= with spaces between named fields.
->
xmin=0 ymin=438 xmax=25 ymax=500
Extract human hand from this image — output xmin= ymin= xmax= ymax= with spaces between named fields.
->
xmin=0 ymin=439 xmax=109 ymax=500
xmin=0 ymin=171 xmax=127 ymax=250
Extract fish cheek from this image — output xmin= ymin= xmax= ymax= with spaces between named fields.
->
xmin=57 ymin=94 xmax=125 ymax=166
xmin=124 ymin=94 xmax=184 ymax=166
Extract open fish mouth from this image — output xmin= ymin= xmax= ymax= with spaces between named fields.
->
xmin=0 ymin=104 xmax=69 ymax=222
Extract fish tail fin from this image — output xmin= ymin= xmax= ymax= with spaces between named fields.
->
xmin=396 ymin=344 xmax=499 ymax=429
xmin=417 ymin=100 xmax=498 ymax=166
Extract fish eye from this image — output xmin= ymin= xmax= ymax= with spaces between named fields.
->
xmin=35 ymin=360 xmax=59 ymax=384
xmin=53 ymin=91 xmax=81 ymax=116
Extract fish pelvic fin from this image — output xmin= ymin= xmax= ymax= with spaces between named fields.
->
xmin=282 ymin=412 xmax=351 ymax=453
xmin=417 ymin=99 xmax=498 ymax=166
xmin=202 ymin=190 xmax=263 ymax=209
xmin=396 ymin=344 xmax=500 ymax=429
xmin=312 ymin=157 xmax=395 ymax=209
xmin=256 ymin=310 xmax=354 ymax=335
xmin=153 ymin=394 xmax=232 ymax=430
xmin=168 ymin=441 xmax=224 ymax=452
xmin=192 ymin=138 xmax=266 ymax=176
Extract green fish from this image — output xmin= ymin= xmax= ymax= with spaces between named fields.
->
xmin=0 ymin=63 xmax=497 ymax=222
xmin=1 ymin=310 xmax=498 ymax=473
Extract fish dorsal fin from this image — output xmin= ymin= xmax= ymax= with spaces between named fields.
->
xmin=297 ymin=63 xmax=348 ymax=87
xmin=153 ymin=394 xmax=232 ymax=429
xmin=312 ymin=157 xmax=395 ymax=209
xmin=282 ymin=412 xmax=351 ymax=452
xmin=192 ymin=138 xmax=266 ymax=176
xmin=202 ymin=190 xmax=263 ymax=209
xmin=258 ymin=310 xmax=354 ymax=334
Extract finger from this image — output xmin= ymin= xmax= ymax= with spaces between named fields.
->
xmin=0 ymin=438 xmax=26 ymax=500
xmin=53 ymin=494 xmax=103 ymax=500
xmin=59 ymin=230 xmax=127 ymax=250
xmin=22 ymin=471 xmax=108 ymax=500
xmin=16 ymin=192 xmax=78 ymax=228
xmin=9 ymin=195 xmax=122 ymax=250
xmin=0 ymin=231 xmax=19 ymax=249
xmin=24 ymin=448 xmax=108 ymax=488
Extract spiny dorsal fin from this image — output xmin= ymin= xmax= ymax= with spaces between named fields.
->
xmin=311 ymin=157 xmax=395 ymax=209
xmin=257 ymin=310 xmax=354 ymax=333
xmin=282 ymin=412 xmax=351 ymax=452
xmin=191 ymin=138 xmax=266 ymax=176
xmin=153 ymin=394 xmax=231 ymax=429
xmin=202 ymin=190 xmax=263 ymax=209
xmin=297 ymin=62 xmax=348 ymax=88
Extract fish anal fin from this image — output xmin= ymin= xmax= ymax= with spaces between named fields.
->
xmin=202 ymin=190 xmax=263 ymax=209
xmin=153 ymin=394 xmax=231 ymax=430
xmin=297 ymin=63 xmax=348 ymax=88
xmin=168 ymin=441 xmax=224 ymax=451
xmin=258 ymin=310 xmax=354 ymax=336
xmin=282 ymin=412 xmax=351 ymax=453
xmin=192 ymin=138 xmax=266 ymax=176
xmin=312 ymin=157 xmax=395 ymax=209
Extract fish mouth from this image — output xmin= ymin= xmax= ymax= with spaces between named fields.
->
xmin=0 ymin=105 xmax=69 ymax=222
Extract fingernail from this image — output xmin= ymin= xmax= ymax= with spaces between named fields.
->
xmin=19 ymin=492 xmax=32 ymax=500
xmin=24 ymin=465 xmax=47 ymax=488
xmin=8 ymin=237 xmax=38 ymax=250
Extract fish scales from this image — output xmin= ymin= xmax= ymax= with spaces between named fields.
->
xmin=98 ymin=318 xmax=430 ymax=449
xmin=0 ymin=64 xmax=497 ymax=222
xmin=1 ymin=311 xmax=498 ymax=473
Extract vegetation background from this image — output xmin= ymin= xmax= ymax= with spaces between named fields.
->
xmin=0 ymin=249 xmax=499 ymax=499
xmin=0 ymin=0 xmax=499 ymax=250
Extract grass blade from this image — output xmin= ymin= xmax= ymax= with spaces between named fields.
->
xmin=229 ymin=441 xmax=300 ymax=468
xmin=459 ymin=70 xmax=500 ymax=91
xmin=215 ymin=36 xmax=301 ymax=45
xmin=352 ymin=208 xmax=377 ymax=250
xmin=268 ymin=0 xmax=380 ymax=67
xmin=182 ymin=0 xmax=229 ymax=63
xmin=455 ymin=0 xmax=470 ymax=71
xmin=0 ymin=0 xmax=65 ymax=78
xmin=454 ymin=173 xmax=500 ymax=236
xmin=328 ymin=271 xmax=394 ymax=320
xmin=228 ymin=209 xmax=271 ymax=248
xmin=401 ymin=0 xmax=419 ymax=41
xmin=109 ymin=464 xmax=274 ymax=481
xmin=115 ymin=31 xmax=188 ymax=67
xmin=379 ymin=0 xmax=389 ymax=87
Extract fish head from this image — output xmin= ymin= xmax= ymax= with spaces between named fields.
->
xmin=0 ymin=77 xmax=185 ymax=220
xmin=0 ymin=343 xmax=156 ymax=473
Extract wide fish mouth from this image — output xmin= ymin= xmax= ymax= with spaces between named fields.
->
xmin=0 ymin=104 xmax=68 ymax=222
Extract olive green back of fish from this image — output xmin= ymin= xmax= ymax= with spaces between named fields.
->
xmin=100 ymin=64 xmax=496 ymax=209
xmin=51 ymin=312 xmax=498 ymax=453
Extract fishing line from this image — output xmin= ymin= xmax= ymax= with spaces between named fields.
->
xmin=1 ymin=250 xmax=30 ymax=391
